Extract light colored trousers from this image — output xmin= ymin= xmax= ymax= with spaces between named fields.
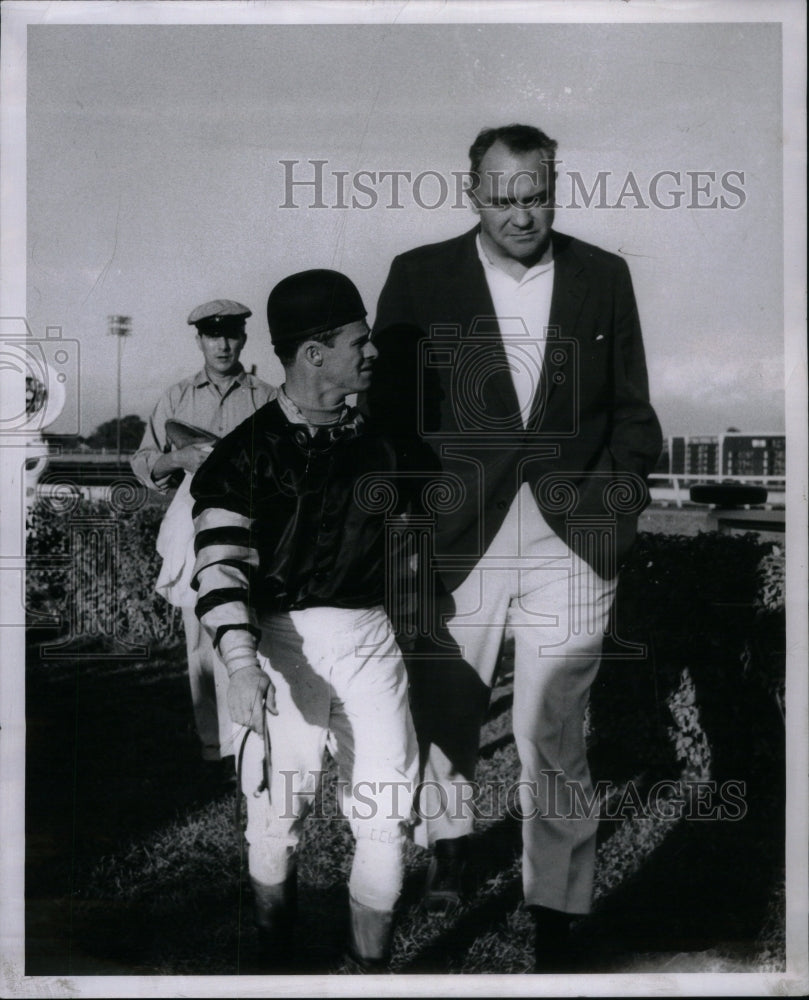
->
xmin=412 ymin=484 xmax=618 ymax=914
xmin=239 ymin=605 xmax=419 ymax=912
xmin=181 ymin=606 xmax=235 ymax=761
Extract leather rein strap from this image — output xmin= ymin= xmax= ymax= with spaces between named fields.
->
xmin=234 ymin=702 xmax=272 ymax=834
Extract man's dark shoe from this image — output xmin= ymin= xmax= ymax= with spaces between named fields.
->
xmin=422 ymin=836 xmax=469 ymax=915
xmin=528 ymin=905 xmax=577 ymax=973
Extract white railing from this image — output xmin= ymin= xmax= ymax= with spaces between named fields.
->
xmin=40 ymin=450 xmax=136 ymax=464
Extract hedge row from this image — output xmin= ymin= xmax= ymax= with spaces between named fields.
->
xmin=589 ymin=530 xmax=785 ymax=784
xmin=26 ymin=500 xmax=785 ymax=730
xmin=26 ymin=494 xmax=182 ymax=647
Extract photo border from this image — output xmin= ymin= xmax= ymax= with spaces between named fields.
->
xmin=1 ymin=2 xmax=806 ymax=997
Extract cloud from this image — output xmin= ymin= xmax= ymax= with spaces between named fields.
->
xmin=651 ymin=351 xmax=783 ymax=404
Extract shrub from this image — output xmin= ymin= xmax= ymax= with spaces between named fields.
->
xmin=590 ymin=530 xmax=784 ymax=785
xmin=745 ymin=545 xmax=786 ymax=722
xmin=26 ymin=500 xmax=786 ymax=745
xmin=26 ymin=494 xmax=181 ymax=648
xmin=755 ymin=546 xmax=785 ymax=614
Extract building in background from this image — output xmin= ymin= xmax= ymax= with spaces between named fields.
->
xmin=722 ymin=433 xmax=785 ymax=477
xmin=665 ymin=432 xmax=785 ymax=479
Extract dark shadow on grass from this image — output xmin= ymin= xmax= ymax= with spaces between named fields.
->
xmin=574 ymin=808 xmax=784 ymax=971
xmin=397 ymin=655 xmax=785 ymax=974
xmin=25 ymin=636 xmax=240 ymax=974
xmin=396 ymin=813 xmax=524 ymax=972
xmin=398 ymin=875 xmax=525 ymax=973
xmin=485 ymin=689 xmax=514 ymax=723
xmin=67 ymin=883 xmax=248 ymax=976
xmin=396 ymin=783 xmax=783 ymax=974
xmin=296 ymin=883 xmax=353 ymax=972
xmin=478 ymin=732 xmax=515 ymax=760
xmin=37 ymin=813 xmax=393 ymax=976
xmin=25 ymin=533 xmax=785 ymax=975
xmin=39 ymin=857 xmax=355 ymax=975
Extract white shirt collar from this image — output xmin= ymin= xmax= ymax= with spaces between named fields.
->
xmin=476 ymin=233 xmax=554 ymax=285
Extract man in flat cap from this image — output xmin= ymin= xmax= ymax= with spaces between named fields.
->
xmin=190 ymin=270 xmax=418 ymax=971
xmin=131 ymin=300 xmax=275 ymax=764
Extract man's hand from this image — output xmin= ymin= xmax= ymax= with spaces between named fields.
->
xmin=227 ymin=664 xmax=278 ymax=735
xmin=177 ymin=443 xmax=214 ymax=473
xmin=152 ymin=443 xmax=212 ymax=480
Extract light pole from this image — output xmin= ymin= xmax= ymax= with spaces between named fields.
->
xmin=107 ymin=315 xmax=132 ymax=462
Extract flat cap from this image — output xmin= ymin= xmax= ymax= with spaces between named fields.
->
xmin=266 ymin=270 xmax=366 ymax=347
xmin=187 ymin=299 xmax=252 ymax=327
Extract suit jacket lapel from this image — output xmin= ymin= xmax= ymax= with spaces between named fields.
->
xmin=548 ymin=231 xmax=588 ymax=335
xmin=452 ymin=228 xmax=522 ymax=426
xmin=527 ymin=232 xmax=589 ymax=432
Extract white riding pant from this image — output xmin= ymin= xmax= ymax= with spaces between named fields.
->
xmin=239 ymin=605 xmax=419 ymax=912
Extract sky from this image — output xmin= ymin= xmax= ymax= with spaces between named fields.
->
xmin=13 ymin=9 xmax=794 ymax=440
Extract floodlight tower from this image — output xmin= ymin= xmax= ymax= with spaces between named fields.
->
xmin=107 ymin=315 xmax=132 ymax=462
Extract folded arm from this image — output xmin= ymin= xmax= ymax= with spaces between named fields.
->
xmin=130 ymin=390 xmax=210 ymax=491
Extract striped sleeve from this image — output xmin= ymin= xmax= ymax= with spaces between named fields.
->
xmin=189 ymin=420 xmax=265 ymax=671
xmin=191 ymin=505 xmax=260 ymax=659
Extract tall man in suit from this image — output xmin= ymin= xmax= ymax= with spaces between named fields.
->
xmin=369 ymin=123 xmax=662 ymax=970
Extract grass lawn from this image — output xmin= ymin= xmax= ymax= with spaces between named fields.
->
xmin=24 ymin=551 xmax=786 ymax=978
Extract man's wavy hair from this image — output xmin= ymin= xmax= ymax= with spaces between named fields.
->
xmin=468 ymin=123 xmax=558 ymax=193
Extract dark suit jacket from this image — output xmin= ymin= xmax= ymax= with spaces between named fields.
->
xmin=369 ymin=226 xmax=662 ymax=588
